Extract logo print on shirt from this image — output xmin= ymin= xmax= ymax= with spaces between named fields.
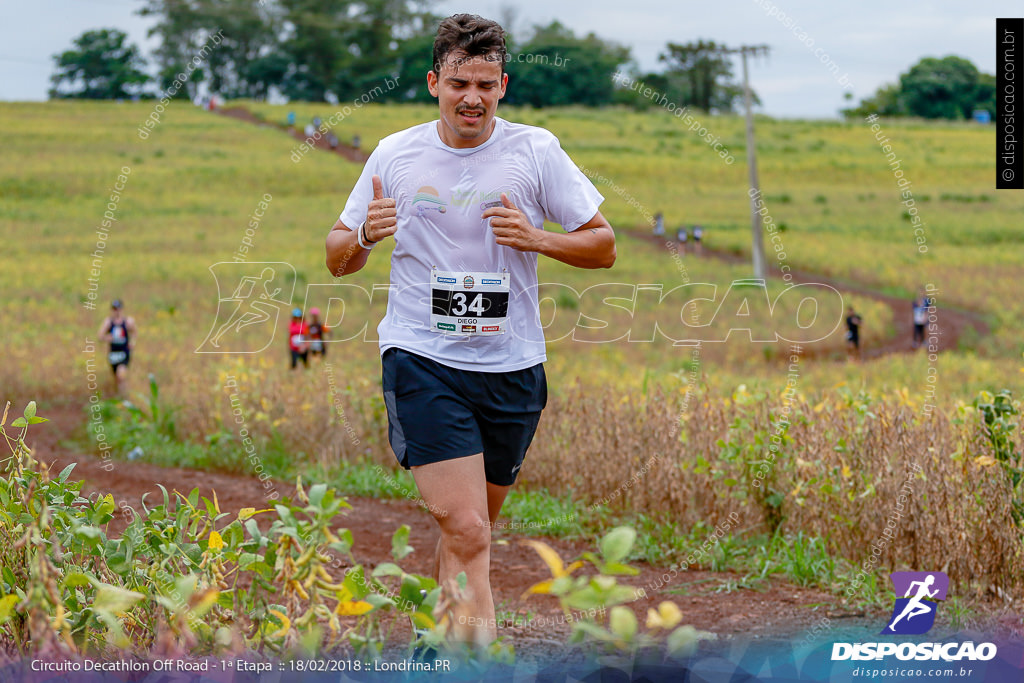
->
xmin=412 ymin=186 xmax=447 ymax=216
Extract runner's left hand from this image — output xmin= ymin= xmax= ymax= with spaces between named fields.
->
xmin=483 ymin=193 xmax=542 ymax=252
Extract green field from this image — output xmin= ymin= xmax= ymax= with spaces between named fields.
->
xmin=2 ymin=101 xmax=1020 ymax=400
xmin=1 ymin=100 xmax=1022 ymax=611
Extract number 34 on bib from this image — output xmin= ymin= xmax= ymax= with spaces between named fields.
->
xmin=430 ymin=269 xmax=509 ymax=336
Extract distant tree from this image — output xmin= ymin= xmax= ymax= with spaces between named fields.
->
xmin=974 ymin=72 xmax=996 ymax=118
xmin=333 ymin=0 xmax=433 ymax=102
xmin=200 ymin=0 xmax=280 ymax=99
xmin=657 ymin=40 xmax=748 ymax=113
xmin=611 ymin=69 xmax=671 ymax=108
xmin=49 ymin=29 xmax=150 ymax=99
xmin=242 ymin=52 xmax=292 ymax=100
xmin=393 ymin=28 xmax=440 ymax=103
xmin=840 ymin=82 xmax=905 ymax=118
xmin=505 ymin=21 xmax=630 ymax=107
xmin=138 ymin=0 xmax=206 ymax=100
xmin=900 ymin=56 xmax=982 ymax=119
xmin=140 ymin=0 xmax=281 ymax=100
xmin=843 ymin=55 xmax=992 ymax=120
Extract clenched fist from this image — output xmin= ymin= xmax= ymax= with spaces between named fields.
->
xmin=483 ymin=192 xmax=543 ymax=252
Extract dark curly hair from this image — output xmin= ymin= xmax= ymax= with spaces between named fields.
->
xmin=432 ymin=14 xmax=507 ymax=76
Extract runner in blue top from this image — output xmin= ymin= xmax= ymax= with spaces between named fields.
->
xmin=912 ymin=288 xmax=929 ymax=349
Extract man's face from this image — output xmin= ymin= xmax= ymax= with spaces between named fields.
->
xmin=427 ymin=52 xmax=507 ymax=149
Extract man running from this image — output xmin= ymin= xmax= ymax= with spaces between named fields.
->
xmin=98 ymin=299 xmax=136 ymax=396
xmin=288 ymin=307 xmax=310 ymax=369
xmin=846 ymin=306 xmax=862 ymax=360
xmin=325 ymin=13 xmax=615 ymax=646
xmin=676 ymin=225 xmax=689 ymax=253
xmin=307 ymin=307 xmax=330 ymax=360
xmin=911 ymin=288 xmax=928 ymax=349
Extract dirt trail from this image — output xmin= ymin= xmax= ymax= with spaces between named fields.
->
xmin=74 ymin=105 xmax=1002 ymax=649
xmin=215 ymin=104 xmax=989 ymax=362
xmin=633 ymin=234 xmax=989 ymax=361
xmin=27 ymin=405 xmax=881 ymax=650
xmin=219 ymin=107 xmax=370 ymax=163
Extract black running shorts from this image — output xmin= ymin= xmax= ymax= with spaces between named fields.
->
xmin=381 ymin=347 xmax=546 ymax=486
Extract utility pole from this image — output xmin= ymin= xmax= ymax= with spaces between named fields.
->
xmin=722 ymin=44 xmax=770 ymax=280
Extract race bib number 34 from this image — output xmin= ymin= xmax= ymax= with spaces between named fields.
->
xmin=430 ymin=270 xmax=509 ymax=336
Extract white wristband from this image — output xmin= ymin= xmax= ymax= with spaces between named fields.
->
xmin=356 ymin=221 xmax=375 ymax=250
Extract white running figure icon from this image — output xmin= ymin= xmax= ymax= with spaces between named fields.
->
xmin=887 ymin=574 xmax=939 ymax=631
xmin=210 ymin=267 xmax=283 ymax=348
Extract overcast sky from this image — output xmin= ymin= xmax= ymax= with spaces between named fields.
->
xmin=0 ymin=0 xmax=1016 ymax=118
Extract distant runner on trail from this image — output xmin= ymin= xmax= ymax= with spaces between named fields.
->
xmin=846 ymin=306 xmax=862 ymax=360
xmin=307 ymin=307 xmax=330 ymax=360
xmin=325 ymin=13 xmax=616 ymax=647
xmin=677 ymin=225 xmax=688 ymax=253
xmin=912 ymin=288 xmax=929 ymax=349
xmin=288 ymin=307 xmax=310 ymax=369
xmin=98 ymin=299 xmax=136 ymax=396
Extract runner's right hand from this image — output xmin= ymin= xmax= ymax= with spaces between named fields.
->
xmin=364 ymin=174 xmax=397 ymax=242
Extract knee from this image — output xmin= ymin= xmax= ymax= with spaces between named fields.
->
xmin=441 ymin=513 xmax=490 ymax=560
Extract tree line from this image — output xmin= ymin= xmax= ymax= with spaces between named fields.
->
xmin=49 ymin=1 xmax=756 ymax=113
xmin=51 ymin=1 xmax=993 ymax=121
xmin=842 ymin=55 xmax=996 ymax=120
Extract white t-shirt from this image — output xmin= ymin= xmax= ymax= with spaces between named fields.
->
xmin=339 ymin=117 xmax=603 ymax=372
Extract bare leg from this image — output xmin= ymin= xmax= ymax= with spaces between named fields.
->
xmin=432 ymin=482 xmax=510 ymax=581
xmin=486 ymin=482 xmax=511 ymax=526
xmin=412 ymin=454 xmax=495 ymax=645
xmin=114 ymin=366 xmax=128 ymax=397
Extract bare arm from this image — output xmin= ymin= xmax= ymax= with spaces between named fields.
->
xmin=534 ymin=213 xmax=616 ymax=269
xmin=483 ymin=194 xmax=616 ymax=269
xmin=325 ymin=219 xmax=371 ymax=277
xmin=98 ymin=317 xmax=111 ymax=342
xmin=326 ymin=175 xmax=396 ymax=277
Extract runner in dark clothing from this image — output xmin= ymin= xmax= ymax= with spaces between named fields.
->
xmin=845 ymin=306 xmax=862 ymax=360
xmin=307 ymin=307 xmax=330 ymax=360
xmin=98 ymin=299 xmax=137 ymax=395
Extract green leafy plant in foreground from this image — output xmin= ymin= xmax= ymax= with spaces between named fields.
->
xmin=6 ymin=399 xmax=688 ymax=664
xmin=0 ymin=400 xmax=461 ymax=659
xmin=523 ymin=526 xmax=715 ymax=663
xmin=972 ymin=389 xmax=1023 ymax=526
